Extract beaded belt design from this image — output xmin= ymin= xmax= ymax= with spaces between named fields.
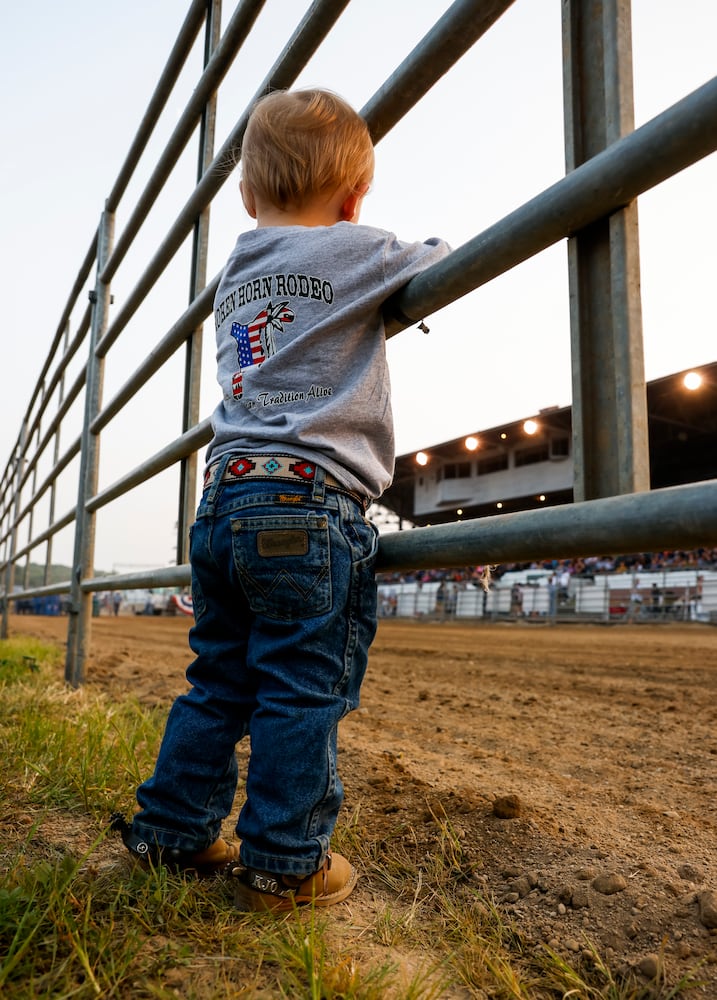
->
xmin=203 ymin=455 xmax=368 ymax=510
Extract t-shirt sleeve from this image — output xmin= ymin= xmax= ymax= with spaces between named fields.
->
xmin=379 ymin=233 xmax=452 ymax=322
xmin=381 ymin=233 xmax=451 ymax=290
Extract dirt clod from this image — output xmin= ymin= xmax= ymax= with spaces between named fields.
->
xmin=493 ymin=793 xmax=522 ymax=818
xmin=592 ymin=872 xmax=628 ymax=895
xmin=698 ymin=890 xmax=717 ymax=929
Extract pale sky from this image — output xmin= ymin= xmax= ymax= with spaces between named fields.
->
xmin=1 ymin=1 xmax=715 ymax=571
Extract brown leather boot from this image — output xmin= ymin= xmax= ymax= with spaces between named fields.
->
xmin=109 ymin=814 xmax=240 ymax=876
xmin=186 ymin=838 xmax=241 ymax=876
xmin=232 ymin=852 xmax=358 ymax=912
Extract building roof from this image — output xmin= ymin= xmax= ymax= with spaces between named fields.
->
xmin=380 ymin=361 xmax=717 ymax=527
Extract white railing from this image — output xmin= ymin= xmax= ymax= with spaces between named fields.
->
xmin=378 ymin=568 xmax=717 ymax=624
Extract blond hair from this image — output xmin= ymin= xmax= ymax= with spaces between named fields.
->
xmin=241 ymin=89 xmax=374 ymax=210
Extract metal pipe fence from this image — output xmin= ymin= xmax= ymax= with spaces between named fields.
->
xmin=1 ymin=1 xmax=716 ymax=685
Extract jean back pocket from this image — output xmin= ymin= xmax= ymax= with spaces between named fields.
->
xmin=231 ymin=512 xmax=331 ymax=620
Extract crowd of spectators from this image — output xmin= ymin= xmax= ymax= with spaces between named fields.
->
xmin=376 ymin=547 xmax=717 ymax=587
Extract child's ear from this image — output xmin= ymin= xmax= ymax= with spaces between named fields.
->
xmin=339 ymin=192 xmax=360 ymax=223
xmin=240 ymin=180 xmax=257 ymax=219
xmin=339 ymin=184 xmax=369 ymax=223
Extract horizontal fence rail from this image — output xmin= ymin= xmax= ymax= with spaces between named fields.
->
xmin=385 ymin=75 xmax=717 ymax=332
xmin=376 ymin=480 xmax=717 ymax=572
xmin=1 ymin=0 xmax=716 ymax=687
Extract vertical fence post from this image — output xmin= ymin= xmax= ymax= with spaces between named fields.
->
xmin=1 ymin=423 xmax=28 ymax=638
xmin=65 ymin=207 xmax=115 ymax=686
xmin=23 ymin=422 xmax=42 ymax=591
xmin=44 ymin=323 xmax=70 ymax=585
xmin=0 ymin=483 xmax=9 ymax=609
xmin=562 ymin=0 xmax=649 ymax=501
xmin=177 ymin=0 xmax=222 ymax=565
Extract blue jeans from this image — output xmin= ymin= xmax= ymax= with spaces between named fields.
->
xmin=132 ymin=456 xmax=378 ymax=877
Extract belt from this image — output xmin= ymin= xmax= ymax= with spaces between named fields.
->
xmin=203 ymin=454 xmax=369 ymax=511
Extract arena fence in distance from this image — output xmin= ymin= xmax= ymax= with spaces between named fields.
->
xmin=378 ymin=567 xmax=717 ymax=625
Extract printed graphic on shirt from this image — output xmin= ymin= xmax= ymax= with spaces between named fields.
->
xmin=230 ymin=300 xmax=294 ymax=399
xmin=215 ymin=273 xmax=334 ymax=328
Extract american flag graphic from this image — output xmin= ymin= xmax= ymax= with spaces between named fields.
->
xmin=230 ymin=300 xmax=294 ymax=399
xmin=231 ymin=370 xmax=244 ymax=397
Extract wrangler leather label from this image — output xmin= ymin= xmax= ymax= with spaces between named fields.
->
xmin=257 ymin=529 xmax=309 ymax=558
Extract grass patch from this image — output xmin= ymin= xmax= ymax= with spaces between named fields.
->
xmin=0 ymin=636 xmax=704 ymax=998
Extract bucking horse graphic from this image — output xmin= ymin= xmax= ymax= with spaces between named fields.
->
xmin=229 ymin=300 xmax=294 ymax=399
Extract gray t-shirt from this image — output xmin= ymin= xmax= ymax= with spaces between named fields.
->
xmin=208 ymin=222 xmax=450 ymax=499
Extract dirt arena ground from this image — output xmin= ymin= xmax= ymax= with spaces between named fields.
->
xmin=10 ymin=613 xmax=717 ymax=992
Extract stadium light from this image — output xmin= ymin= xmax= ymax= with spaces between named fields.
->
xmin=415 ymin=451 xmax=429 ymax=466
xmin=683 ymin=371 xmax=702 ymax=391
xmin=523 ymin=419 xmax=539 ymax=435
xmin=464 ymin=435 xmax=479 ymax=450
